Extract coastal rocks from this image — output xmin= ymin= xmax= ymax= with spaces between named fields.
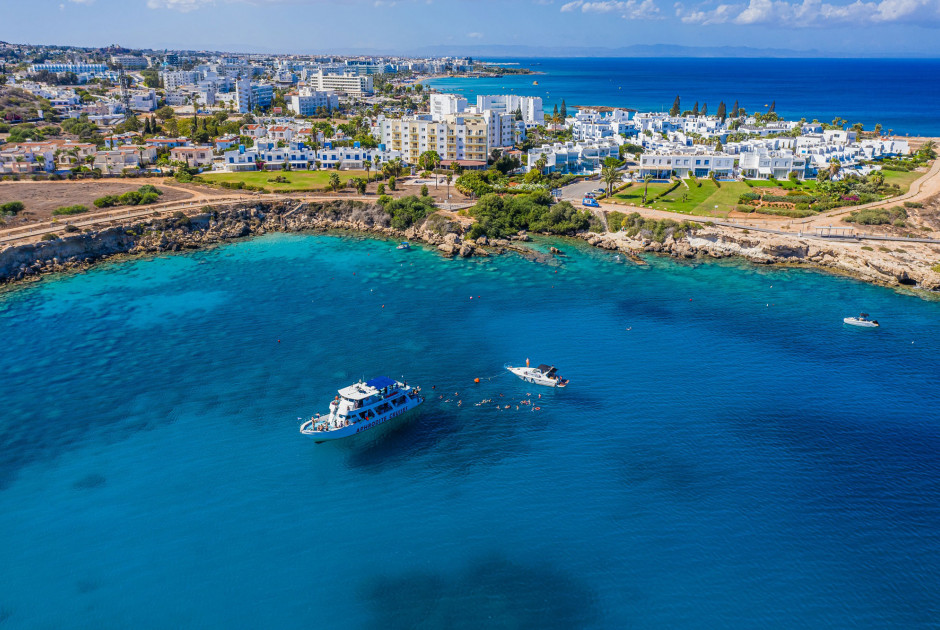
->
xmin=510 ymin=231 xmax=531 ymax=242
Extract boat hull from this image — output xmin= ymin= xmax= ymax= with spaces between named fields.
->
xmin=844 ymin=318 xmax=879 ymax=327
xmin=506 ymin=366 xmax=567 ymax=388
xmin=300 ymin=396 xmax=423 ymax=441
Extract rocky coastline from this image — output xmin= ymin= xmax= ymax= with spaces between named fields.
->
xmin=1 ymin=199 xmax=938 ymax=295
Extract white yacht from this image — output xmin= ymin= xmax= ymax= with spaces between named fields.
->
xmin=506 ymin=360 xmax=569 ymax=388
xmin=844 ymin=313 xmax=880 ymax=328
xmin=300 ymin=376 xmax=423 ymax=442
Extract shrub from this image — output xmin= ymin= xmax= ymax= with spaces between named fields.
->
xmin=420 ymin=184 xmax=429 ymax=197
xmin=119 ymin=191 xmax=142 ymax=206
xmin=607 ymin=211 xmax=626 ymax=232
xmin=388 ymin=176 xmax=396 ymax=191
xmin=383 ymin=195 xmax=435 ymax=230
xmin=861 ymin=246 xmax=874 ymax=251
xmin=931 ymin=263 xmax=940 ymax=273
xmin=52 ymin=204 xmax=89 ymax=216
xmin=903 ymin=201 xmax=923 ymax=208
xmin=64 ymin=224 xmax=80 ymax=233
xmin=736 ymin=204 xmax=756 ymax=213
xmin=0 ymin=201 xmax=25 ymax=215
xmin=41 ymin=233 xmax=59 ymax=241
xmin=377 ymin=183 xmax=385 ymax=195
xmin=845 ymin=206 xmax=907 ymax=225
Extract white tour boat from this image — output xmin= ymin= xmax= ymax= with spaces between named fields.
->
xmin=506 ymin=360 xmax=569 ymax=388
xmin=844 ymin=313 xmax=880 ymax=328
xmin=396 ymin=242 xmax=411 ymax=250
xmin=300 ymin=376 xmax=423 ymax=442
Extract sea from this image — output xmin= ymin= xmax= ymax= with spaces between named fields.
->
xmin=423 ymin=57 xmax=940 ymax=137
xmin=1 ymin=233 xmax=939 ymax=628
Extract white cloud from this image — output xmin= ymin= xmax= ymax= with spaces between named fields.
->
xmin=561 ymin=0 xmax=663 ymax=18
xmin=467 ymin=31 xmax=484 ymax=38
xmin=147 ymin=0 xmax=214 ymax=10
xmin=677 ymin=0 xmax=940 ymax=24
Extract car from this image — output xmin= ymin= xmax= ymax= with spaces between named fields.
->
xmin=596 ymin=188 xmax=606 ymax=194
xmin=582 ymin=196 xmax=600 ymax=208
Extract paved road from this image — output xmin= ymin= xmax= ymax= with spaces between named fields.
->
xmin=558 ymin=177 xmax=606 ymax=202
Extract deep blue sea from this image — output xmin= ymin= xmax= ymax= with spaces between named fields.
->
xmin=424 ymin=57 xmax=940 ymax=137
xmin=1 ymin=233 xmax=940 ymax=628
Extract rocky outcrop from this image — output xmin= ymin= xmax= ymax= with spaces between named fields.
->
xmin=583 ymin=227 xmax=940 ymax=292
xmin=0 ymin=200 xmax=484 ymax=285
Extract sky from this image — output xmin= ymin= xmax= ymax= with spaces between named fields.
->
xmin=4 ymin=0 xmax=940 ymax=56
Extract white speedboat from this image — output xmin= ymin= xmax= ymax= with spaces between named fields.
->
xmin=300 ymin=376 xmax=423 ymax=442
xmin=396 ymin=242 xmax=411 ymax=250
xmin=844 ymin=313 xmax=879 ymax=328
xmin=506 ymin=360 xmax=568 ymax=388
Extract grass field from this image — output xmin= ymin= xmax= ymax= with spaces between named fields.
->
xmin=881 ymin=169 xmax=922 ymax=193
xmin=200 ymin=170 xmax=369 ymax=191
xmin=611 ymin=182 xmax=673 ymax=205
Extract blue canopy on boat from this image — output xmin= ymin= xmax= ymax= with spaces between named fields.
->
xmin=366 ymin=376 xmax=396 ymax=389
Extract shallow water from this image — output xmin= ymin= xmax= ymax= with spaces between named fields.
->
xmin=1 ymin=233 xmax=939 ymax=628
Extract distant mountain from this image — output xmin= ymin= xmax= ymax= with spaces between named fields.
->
xmin=406 ymin=44 xmax=832 ymax=58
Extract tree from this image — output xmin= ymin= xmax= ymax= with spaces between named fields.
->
xmin=874 ymin=123 xmax=883 ymax=136
xmin=669 ymin=96 xmax=681 ymax=117
xmin=363 ymin=159 xmax=372 ymax=181
xmin=355 ymin=178 xmax=367 ymax=195
xmin=731 ymin=100 xmax=740 ymax=118
xmin=143 ymin=117 xmax=152 ymax=135
xmin=642 ymin=174 xmax=654 ymax=204
xmin=828 ymin=157 xmax=842 ymax=180
xmin=552 ymin=103 xmax=559 ymax=123
xmin=701 ymin=103 xmax=708 ymax=117
xmin=513 ymin=107 xmax=523 ymax=122
xmin=418 ymin=150 xmax=441 ymax=172
xmin=329 ymin=172 xmax=341 ymax=192
xmin=716 ymin=102 xmax=727 ymax=122
xmin=450 ymin=161 xmax=463 ymax=176
xmin=692 ymin=102 xmax=699 ymax=116
xmin=768 ymin=100 xmax=776 ymax=113
xmin=560 ymin=99 xmax=567 ymax=120
xmin=715 ymin=140 xmax=723 ymax=153
xmin=534 ymin=154 xmax=548 ymax=175
xmin=601 ymin=164 xmax=619 ymax=198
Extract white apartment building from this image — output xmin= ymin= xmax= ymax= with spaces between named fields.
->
xmin=310 ymin=70 xmax=373 ymax=96
xmin=476 ymin=95 xmax=543 ymax=126
xmin=639 ymin=151 xmax=735 ymax=179
xmin=289 ymin=89 xmax=339 ymax=116
xmin=374 ymin=114 xmax=489 ymax=164
xmin=738 ymin=151 xmax=807 ymax=179
xmin=129 ymin=89 xmax=157 ymax=112
xmin=235 ymin=79 xmax=251 ymax=114
xmin=162 ymin=71 xmax=199 ymax=90
xmin=110 ymin=55 xmax=148 ymax=69
xmin=430 ymin=94 xmax=468 ymax=119
xmin=526 ymin=139 xmax=620 ymax=174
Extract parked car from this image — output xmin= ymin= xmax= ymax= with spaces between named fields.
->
xmin=582 ymin=196 xmax=600 ymax=208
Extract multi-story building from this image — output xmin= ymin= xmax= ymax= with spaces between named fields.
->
xmin=162 ymin=70 xmax=199 ymax=90
xmin=476 ymin=95 xmax=543 ymax=126
xmin=251 ymin=83 xmax=274 ymax=109
xmin=29 ymin=63 xmax=108 ymax=74
xmin=430 ymin=94 xmax=468 ymax=120
xmin=526 ymin=139 xmax=621 ymax=174
xmin=638 ymin=150 xmax=735 ymax=179
xmin=288 ymin=88 xmax=339 ymax=116
xmin=738 ymin=151 xmax=807 ymax=180
xmin=110 ymin=55 xmax=148 ymax=70
xmin=235 ymin=79 xmax=251 ymax=113
xmin=374 ymin=114 xmax=489 ymax=165
xmin=310 ymin=70 xmax=373 ymax=96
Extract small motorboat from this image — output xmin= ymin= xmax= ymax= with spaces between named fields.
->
xmin=506 ymin=359 xmax=568 ymax=388
xmin=844 ymin=313 xmax=879 ymax=327
xmin=396 ymin=242 xmax=411 ymax=250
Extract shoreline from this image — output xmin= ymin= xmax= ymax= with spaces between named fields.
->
xmin=1 ymin=199 xmax=939 ymax=298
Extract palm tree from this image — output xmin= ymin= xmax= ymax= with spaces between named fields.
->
xmin=329 ymin=172 xmax=341 ymax=192
xmin=828 ymin=158 xmax=841 ymax=180
xmin=642 ymin=174 xmax=654 ymax=204
xmin=363 ymin=159 xmax=372 ymax=181
xmin=601 ymin=164 xmax=619 ymax=197
xmin=534 ymin=154 xmax=547 ymax=175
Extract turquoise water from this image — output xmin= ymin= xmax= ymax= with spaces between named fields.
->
xmin=1 ymin=233 xmax=940 ymax=628
xmin=424 ymin=57 xmax=940 ymax=136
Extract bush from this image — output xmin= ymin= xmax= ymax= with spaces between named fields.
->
xmin=608 ymin=210 xmax=626 ymax=232
xmin=52 ymin=204 xmax=89 ymax=216
xmin=736 ymin=204 xmax=756 ymax=213
xmin=388 ymin=176 xmax=396 ymax=191
xmin=420 ymin=184 xmax=429 ymax=197
xmin=932 ymin=263 xmax=940 ymax=273
xmin=41 ymin=232 xmax=59 ymax=241
xmin=861 ymin=246 xmax=874 ymax=251
xmin=845 ymin=206 xmax=907 ymax=225
xmin=64 ymin=224 xmax=80 ymax=233
xmin=383 ymin=195 xmax=435 ymax=230
xmin=903 ymin=201 xmax=923 ymax=208
xmin=467 ymin=191 xmax=601 ymax=239
xmin=377 ymin=183 xmax=385 ymax=195
xmin=0 ymin=201 xmax=25 ymax=215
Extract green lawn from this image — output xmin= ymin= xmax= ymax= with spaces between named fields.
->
xmin=881 ymin=168 xmax=922 ymax=193
xmin=611 ymin=182 xmax=674 ymax=205
xmin=200 ymin=170 xmax=369 ymax=191
xmin=651 ymin=180 xmax=722 ymax=214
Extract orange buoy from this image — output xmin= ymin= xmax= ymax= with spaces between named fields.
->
xmin=534 ymin=407 xmax=541 ymax=411
xmin=382 ymin=305 xmax=385 ymax=308
xmin=474 ymin=378 xmax=480 ymax=383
